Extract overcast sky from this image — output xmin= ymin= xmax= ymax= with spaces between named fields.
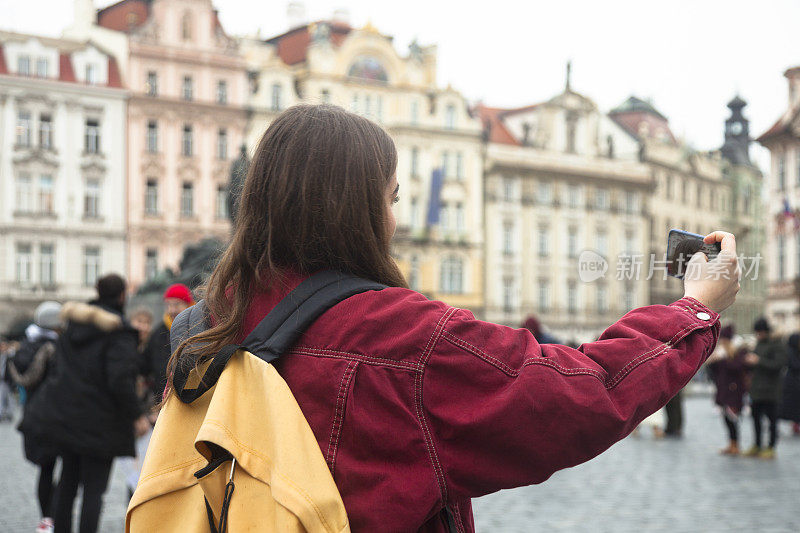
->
xmin=3 ymin=0 xmax=798 ymax=169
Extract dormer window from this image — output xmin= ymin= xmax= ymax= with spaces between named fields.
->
xmin=36 ymin=58 xmax=48 ymax=78
xmin=444 ymin=104 xmax=456 ymax=130
xmin=85 ymin=64 xmax=96 ymax=85
xmin=17 ymin=56 xmax=31 ymax=76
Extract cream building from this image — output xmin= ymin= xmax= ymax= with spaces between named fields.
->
xmin=242 ymin=21 xmax=485 ymax=312
xmin=477 ymin=79 xmax=652 ymax=342
xmin=69 ymin=0 xmax=248 ymax=289
xmin=0 ymin=31 xmax=128 ymax=331
xmin=758 ymin=66 xmax=800 ymax=332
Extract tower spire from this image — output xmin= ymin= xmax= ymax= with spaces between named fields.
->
xmin=566 ymin=60 xmax=572 ymax=91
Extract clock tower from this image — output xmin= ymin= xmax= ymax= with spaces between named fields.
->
xmin=721 ymin=95 xmax=751 ymax=166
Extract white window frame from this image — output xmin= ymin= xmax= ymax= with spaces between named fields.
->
xmin=146 ymin=120 xmax=158 ymax=153
xmin=440 ymin=256 xmax=464 ymax=294
xmin=217 ymin=129 xmax=228 ymax=160
xmin=181 ymin=182 xmax=194 ymax=217
xmin=17 ymin=110 xmax=32 ymax=147
xmin=145 ymin=179 xmax=159 ymax=215
xmin=16 ymin=243 xmax=33 ymax=284
xmin=39 ymin=114 xmax=52 ymax=149
xmin=84 ymin=178 xmax=101 ymax=218
xmin=271 ymin=83 xmax=282 ymax=111
xmin=83 ymin=247 xmax=101 ymax=287
xmin=216 ymin=185 xmax=228 ymax=220
xmin=85 ymin=119 xmax=100 ymax=154
xmin=145 ymin=248 xmax=158 ymax=281
xmin=38 ymin=175 xmax=54 ymax=214
xmin=16 ymin=173 xmax=34 ymax=213
xmin=39 ymin=243 xmax=55 ymax=287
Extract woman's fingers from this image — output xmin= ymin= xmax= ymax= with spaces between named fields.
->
xmin=704 ymin=231 xmax=736 ymax=255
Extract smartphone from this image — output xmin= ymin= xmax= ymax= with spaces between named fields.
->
xmin=666 ymin=229 xmax=722 ymax=279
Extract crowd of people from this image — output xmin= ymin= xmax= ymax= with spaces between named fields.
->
xmin=0 ymin=275 xmax=194 ymax=533
xmin=707 ymin=318 xmax=800 ymax=458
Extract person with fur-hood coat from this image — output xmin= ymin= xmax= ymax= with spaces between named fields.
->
xmin=21 ymin=274 xmax=149 ymax=533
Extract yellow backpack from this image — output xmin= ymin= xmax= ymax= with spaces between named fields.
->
xmin=126 ymin=272 xmax=386 ymax=533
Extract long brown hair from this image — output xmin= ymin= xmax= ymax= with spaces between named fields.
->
xmin=167 ymin=104 xmax=407 ymax=392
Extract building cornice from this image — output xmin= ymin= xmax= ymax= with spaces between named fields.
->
xmin=0 ymin=74 xmax=129 ymax=100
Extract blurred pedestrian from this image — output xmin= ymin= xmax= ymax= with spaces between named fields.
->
xmin=779 ymin=333 xmax=800 ymax=434
xmin=129 ymin=307 xmax=153 ymax=354
xmin=143 ymin=284 xmax=193 ymax=402
xmin=743 ymin=317 xmax=787 ymax=459
xmin=20 ymin=274 xmax=150 ymax=533
xmin=663 ymin=391 xmax=684 ymax=437
xmin=0 ymin=337 xmax=15 ymax=422
xmin=706 ymin=324 xmax=748 ymax=455
xmin=120 ymin=306 xmax=155 ymax=500
xmin=521 ymin=315 xmax=560 ymax=344
xmin=10 ymin=302 xmax=62 ymax=533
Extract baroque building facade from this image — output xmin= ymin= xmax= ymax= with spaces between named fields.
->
xmin=69 ymin=0 xmax=248 ymax=289
xmin=0 ymin=30 xmax=127 ymax=331
xmin=758 ymin=66 xmax=800 ymax=332
xmin=477 ymin=77 xmax=652 ymax=341
xmin=242 ymin=21 xmax=485 ymax=313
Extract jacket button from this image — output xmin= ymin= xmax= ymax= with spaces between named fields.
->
xmin=696 ymin=312 xmax=711 ymax=321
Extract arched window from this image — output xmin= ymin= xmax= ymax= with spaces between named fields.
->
xmin=440 ymin=256 xmax=464 ymax=294
xmin=181 ymin=12 xmax=193 ymax=41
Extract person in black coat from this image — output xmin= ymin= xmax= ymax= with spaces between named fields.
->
xmin=780 ymin=333 xmax=800 ymax=431
xmin=21 ymin=274 xmax=149 ymax=533
xmin=10 ymin=301 xmax=62 ymax=532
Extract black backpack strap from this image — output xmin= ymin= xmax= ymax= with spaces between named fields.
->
xmin=173 ymin=271 xmax=386 ymax=404
xmin=170 ymin=300 xmax=210 ymax=355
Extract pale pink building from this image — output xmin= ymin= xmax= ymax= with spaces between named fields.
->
xmin=92 ymin=0 xmax=248 ymax=289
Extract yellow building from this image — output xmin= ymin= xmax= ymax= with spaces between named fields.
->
xmin=242 ymin=21 xmax=485 ymax=313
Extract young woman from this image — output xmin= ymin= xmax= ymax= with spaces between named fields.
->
xmin=706 ymin=325 xmax=748 ymax=454
xmin=167 ymin=104 xmax=739 ymax=532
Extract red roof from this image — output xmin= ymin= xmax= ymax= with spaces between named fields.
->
xmin=97 ymin=0 xmax=150 ymax=33
xmin=609 ymin=111 xmax=676 ymax=144
xmin=474 ymin=104 xmax=520 ymax=145
xmin=267 ymin=22 xmax=352 ymax=66
xmin=757 ymin=107 xmax=799 ymax=143
xmin=0 ymin=45 xmax=7 ymax=75
xmin=58 ymin=53 xmax=76 ymax=83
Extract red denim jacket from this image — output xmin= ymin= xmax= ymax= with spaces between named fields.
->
xmin=238 ymin=274 xmax=720 ymax=532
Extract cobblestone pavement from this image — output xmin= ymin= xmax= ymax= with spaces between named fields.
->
xmin=474 ymin=396 xmax=800 ymax=532
xmin=1 ymin=396 xmax=798 ymax=532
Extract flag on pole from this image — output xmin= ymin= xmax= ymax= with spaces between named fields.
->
xmin=426 ymin=168 xmax=444 ymax=227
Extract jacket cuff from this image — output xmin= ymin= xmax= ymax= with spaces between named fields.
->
xmin=670 ymin=297 xmax=720 ymax=324
xmin=668 ymin=297 xmax=721 ymax=356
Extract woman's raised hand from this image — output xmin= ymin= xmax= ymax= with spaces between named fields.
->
xmin=682 ymin=231 xmax=740 ymax=314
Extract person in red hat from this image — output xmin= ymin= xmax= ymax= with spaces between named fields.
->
xmin=142 ymin=284 xmax=194 ymax=403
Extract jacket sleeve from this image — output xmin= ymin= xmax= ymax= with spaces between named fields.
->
xmin=421 ymin=296 xmax=719 ymax=501
xmin=106 ymin=328 xmax=143 ymax=420
xmin=8 ymin=342 xmax=54 ymax=388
